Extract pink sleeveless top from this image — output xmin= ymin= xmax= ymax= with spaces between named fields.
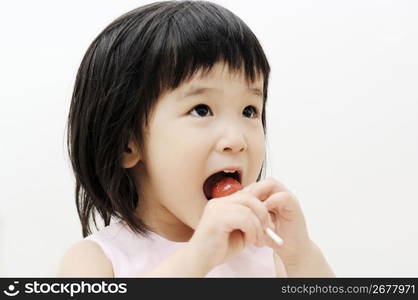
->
xmin=84 ymin=220 xmax=279 ymax=277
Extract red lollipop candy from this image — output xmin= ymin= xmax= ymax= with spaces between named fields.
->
xmin=211 ymin=177 xmax=242 ymax=198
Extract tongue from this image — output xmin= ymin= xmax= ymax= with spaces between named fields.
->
xmin=211 ymin=177 xmax=242 ymax=199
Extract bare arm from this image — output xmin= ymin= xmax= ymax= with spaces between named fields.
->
xmin=275 ymin=241 xmax=335 ymax=277
xmin=57 ymin=240 xmax=213 ymax=277
xmin=142 ymin=243 xmax=212 ymax=277
xmin=56 ymin=240 xmax=114 ymax=277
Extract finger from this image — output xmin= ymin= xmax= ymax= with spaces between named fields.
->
xmin=235 ymin=193 xmax=271 ymax=231
xmin=227 ymin=205 xmax=259 ymax=247
xmin=208 ymin=200 xmax=264 ymax=247
xmin=247 ymin=211 xmax=265 ymax=248
xmin=241 ymin=181 xmax=257 ymax=192
xmin=238 ymin=205 xmax=265 ymax=247
xmin=264 ymin=191 xmax=302 ymax=222
xmin=242 ymin=177 xmax=289 ymax=201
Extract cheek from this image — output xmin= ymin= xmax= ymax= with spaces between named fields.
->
xmin=250 ymin=125 xmax=266 ymax=153
xmin=249 ymin=131 xmax=266 ymax=180
xmin=147 ymin=126 xmax=206 ymax=185
xmin=164 ymin=134 xmax=207 ymax=164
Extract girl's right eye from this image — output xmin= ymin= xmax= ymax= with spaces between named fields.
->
xmin=189 ymin=104 xmax=212 ymax=117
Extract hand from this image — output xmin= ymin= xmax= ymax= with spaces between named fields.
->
xmin=189 ymin=186 xmax=272 ymax=270
xmin=242 ymin=178 xmax=312 ymax=263
xmin=243 ymin=177 xmax=334 ymax=277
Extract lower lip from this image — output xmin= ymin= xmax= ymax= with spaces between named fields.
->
xmin=202 ymin=190 xmax=211 ymax=201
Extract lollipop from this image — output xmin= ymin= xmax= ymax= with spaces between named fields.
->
xmin=211 ymin=177 xmax=242 ymax=198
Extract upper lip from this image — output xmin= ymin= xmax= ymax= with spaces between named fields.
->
xmin=206 ymin=166 xmax=243 ymax=184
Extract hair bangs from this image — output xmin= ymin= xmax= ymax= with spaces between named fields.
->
xmin=144 ymin=1 xmax=270 ymax=98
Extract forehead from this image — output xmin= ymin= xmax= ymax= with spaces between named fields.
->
xmin=177 ymin=63 xmax=264 ymax=99
xmin=181 ymin=85 xmax=263 ymax=99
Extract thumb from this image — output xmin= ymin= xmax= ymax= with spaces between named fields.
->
xmin=241 ymin=181 xmax=256 ymax=193
xmin=264 ymin=191 xmax=300 ymax=221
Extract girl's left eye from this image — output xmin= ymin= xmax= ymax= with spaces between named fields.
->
xmin=189 ymin=104 xmax=260 ymax=118
xmin=243 ymin=105 xmax=259 ymax=118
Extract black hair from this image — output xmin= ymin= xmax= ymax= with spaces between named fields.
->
xmin=67 ymin=0 xmax=270 ymax=238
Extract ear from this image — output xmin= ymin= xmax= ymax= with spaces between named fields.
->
xmin=122 ymin=139 xmax=141 ymax=169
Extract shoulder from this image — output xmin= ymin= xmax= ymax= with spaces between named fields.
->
xmin=56 ymin=240 xmax=114 ymax=277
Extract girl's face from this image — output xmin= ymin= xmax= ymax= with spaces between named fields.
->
xmin=131 ymin=62 xmax=266 ymax=240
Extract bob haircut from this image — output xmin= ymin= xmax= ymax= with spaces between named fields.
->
xmin=67 ymin=0 xmax=270 ymax=238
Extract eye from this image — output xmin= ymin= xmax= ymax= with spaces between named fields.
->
xmin=243 ymin=105 xmax=260 ymax=118
xmin=188 ymin=104 xmax=260 ymax=118
xmin=189 ymin=104 xmax=212 ymax=117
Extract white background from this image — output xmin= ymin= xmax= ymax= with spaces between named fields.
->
xmin=0 ymin=0 xmax=417 ymax=277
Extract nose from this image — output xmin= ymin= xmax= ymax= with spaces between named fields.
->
xmin=216 ymin=124 xmax=247 ymax=154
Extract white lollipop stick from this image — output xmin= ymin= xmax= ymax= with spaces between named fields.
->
xmin=265 ymin=228 xmax=284 ymax=246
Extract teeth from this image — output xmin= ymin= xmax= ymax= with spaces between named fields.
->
xmin=223 ymin=170 xmax=237 ymax=173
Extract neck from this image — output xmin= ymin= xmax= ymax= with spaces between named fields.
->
xmin=131 ymin=163 xmax=195 ymax=242
xmin=136 ymin=201 xmax=194 ymax=243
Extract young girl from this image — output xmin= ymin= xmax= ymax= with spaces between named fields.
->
xmin=58 ymin=0 xmax=334 ymax=277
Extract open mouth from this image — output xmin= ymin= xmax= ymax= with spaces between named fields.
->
xmin=203 ymin=170 xmax=241 ymax=200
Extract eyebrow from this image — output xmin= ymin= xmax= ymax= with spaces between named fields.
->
xmin=182 ymin=86 xmax=264 ymax=100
